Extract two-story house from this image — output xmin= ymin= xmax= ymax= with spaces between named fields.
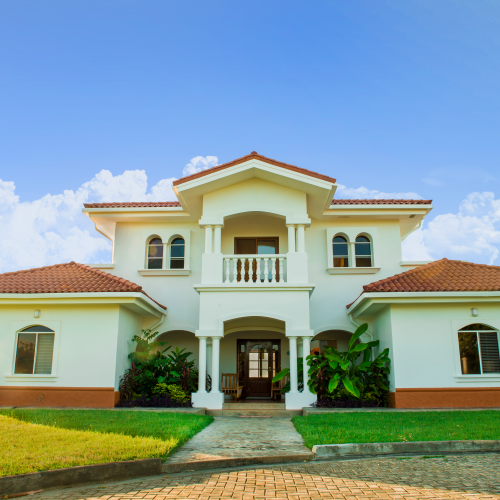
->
xmin=1 ymin=152 xmax=500 ymax=410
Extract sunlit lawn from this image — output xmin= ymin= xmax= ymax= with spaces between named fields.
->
xmin=0 ymin=409 xmax=213 ymax=476
xmin=292 ymin=411 xmax=500 ymax=449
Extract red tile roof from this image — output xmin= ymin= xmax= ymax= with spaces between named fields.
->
xmin=0 ymin=262 xmax=166 ymax=310
xmin=331 ymin=199 xmax=432 ymax=205
xmin=84 ymin=201 xmax=181 ymax=209
xmin=347 ymin=259 xmax=500 ymax=309
xmin=172 ymin=151 xmax=337 ymax=186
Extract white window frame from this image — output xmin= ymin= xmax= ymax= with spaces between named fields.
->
xmin=326 ymin=227 xmax=380 ymax=274
xmin=331 ymin=233 xmax=350 ymax=268
xmin=6 ymin=321 xmax=61 ymax=382
xmin=452 ymin=319 xmax=500 ymax=382
xmin=139 ymin=229 xmax=191 ymax=276
xmin=354 ymin=233 xmax=373 ymax=268
xmin=146 ymin=236 xmax=164 ymax=270
xmin=457 ymin=326 xmax=500 ymax=375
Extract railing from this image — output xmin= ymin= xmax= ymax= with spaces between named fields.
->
xmin=223 ymin=254 xmax=287 ymax=284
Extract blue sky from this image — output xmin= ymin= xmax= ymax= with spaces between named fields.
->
xmin=0 ymin=1 xmax=499 ymax=272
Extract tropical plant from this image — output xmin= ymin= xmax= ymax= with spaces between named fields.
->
xmin=271 ymin=323 xmax=391 ymax=405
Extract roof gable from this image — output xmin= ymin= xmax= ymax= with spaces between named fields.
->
xmin=172 ymin=151 xmax=336 ymax=187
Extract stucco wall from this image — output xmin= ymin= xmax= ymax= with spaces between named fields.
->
xmin=115 ymin=306 xmax=142 ymax=390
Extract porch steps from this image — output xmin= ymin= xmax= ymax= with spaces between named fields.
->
xmin=206 ymin=402 xmax=302 ymax=417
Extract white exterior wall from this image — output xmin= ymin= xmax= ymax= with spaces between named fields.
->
xmin=386 ymin=303 xmax=500 ymax=389
xmin=372 ymin=305 xmax=395 ymax=391
xmin=0 ymin=304 xmax=120 ymax=389
xmin=115 ymin=306 xmax=142 ymax=390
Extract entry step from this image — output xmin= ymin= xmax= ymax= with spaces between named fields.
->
xmin=207 ymin=408 xmax=302 ymax=417
xmin=223 ymin=402 xmax=286 ymax=410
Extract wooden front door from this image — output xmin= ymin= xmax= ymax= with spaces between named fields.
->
xmin=237 ymin=339 xmax=281 ymax=398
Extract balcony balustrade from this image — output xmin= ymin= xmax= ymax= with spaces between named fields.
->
xmin=223 ymin=254 xmax=287 ymax=284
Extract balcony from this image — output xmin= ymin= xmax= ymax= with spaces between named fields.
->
xmin=223 ymin=254 xmax=287 ymax=284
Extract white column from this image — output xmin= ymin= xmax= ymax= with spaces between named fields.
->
xmin=349 ymin=242 xmax=356 ymax=267
xmin=198 ymin=337 xmax=207 ymax=393
xmin=287 ymin=225 xmax=296 ymax=253
xmin=205 ymin=226 xmax=213 ymax=254
xmin=211 ymin=336 xmax=222 ymax=393
xmin=288 ymin=336 xmax=298 ymax=394
xmin=213 ymin=225 xmax=222 ymax=253
xmin=302 ymin=336 xmax=313 ymax=394
xmin=162 ymin=243 xmax=167 ymax=269
xmin=296 ymin=225 xmax=305 ymax=253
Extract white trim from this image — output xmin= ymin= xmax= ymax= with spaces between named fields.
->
xmin=194 ymin=284 xmax=314 ymax=293
xmin=327 ymin=267 xmax=380 ymax=275
xmin=326 ymin=204 xmax=433 ymax=210
xmin=454 ymin=375 xmax=500 ymax=382
xmin=4 ymin=375 xmax=59 ymax=382
xmin=83 ymin=206 xmax=185 ymax=213
xmin=399 ymin=261 xmax=432 ymax=267
xmin=0 ymin=292 xmax=165 ymax=315
xmin=86 ymin=263 xmax=115 ymax=269
xmin=139 ymin=269 xmax=191 ymax=276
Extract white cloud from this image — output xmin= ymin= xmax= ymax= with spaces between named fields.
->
xmin=0 ymin=155 xmax=217 ymax=273
xmin=335 ymin=184 xmax=423 ymax=200
xmin=402 ymin=192 xmax=500 ymax=265
xmin=182 ymin=156 xmax=218 ymax=177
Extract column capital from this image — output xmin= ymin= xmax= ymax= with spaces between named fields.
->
xmin=286 ymin=224 xmax=297 ymax=229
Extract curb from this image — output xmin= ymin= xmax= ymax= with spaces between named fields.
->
xmin=312 ymin=440 xmax=500 ymax=459
xmin=303 ymin=407 xmax=500 ymax=415
xmin=0 ymin=458 xmax=162 ymax=496
xmin=162 ymin=453 xmax=314 ymax=473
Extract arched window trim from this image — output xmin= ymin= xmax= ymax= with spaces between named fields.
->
xmin=354 ymin=233 xmax=373 ymax=268
xmin=13 ymin=324 xmax=56 ymax=375
xmin=332 ymin=233 xmax=350 ymax=268
xmin=146 ymin=235 xmax=164 ymax=270
xmin=168 ymin=235 xmax=185 ymax=270
xmin=458 ymin=323 xmax=500 ymax=375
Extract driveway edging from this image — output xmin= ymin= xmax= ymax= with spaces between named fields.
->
xmin=312 ymin=439 xmax=500 ymax=459
xmin=0 ymin=458 xmax=162 ymax=496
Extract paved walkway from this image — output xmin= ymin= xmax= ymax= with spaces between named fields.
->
xmin=165 ymin=417 xmax=313 ymax=469
xmin=32 ymin=454 xmax=500 ymax=499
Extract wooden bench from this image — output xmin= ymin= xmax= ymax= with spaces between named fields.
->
xmin=221 ymin=373 xmax=244 ymax=401
xmin=271 ymin=373 xmax=290 ymax=400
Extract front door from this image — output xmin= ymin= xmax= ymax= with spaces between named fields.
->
xmin=237 ymin=339 xmax=281 ymax=398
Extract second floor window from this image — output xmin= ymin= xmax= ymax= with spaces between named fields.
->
xmin=148 ymin=238 xmax=164 ymax=269
xmin=15 ymin=325 xmax=55 ymax=375
xmin=170 ymin=237 xmax=185 ymax=269
xmin=332 ymin=236 xmax=349 ymax=267
xmin=355 ymin=236 xmax=372 ymax=267
xmin=459 ymin=324 xmax=500 ymax=374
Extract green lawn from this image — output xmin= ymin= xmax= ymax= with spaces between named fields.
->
xmin=292 ymin=411 xmax=500 ymax=449
xmin=0 ymin=409 xmax=213 ymax=477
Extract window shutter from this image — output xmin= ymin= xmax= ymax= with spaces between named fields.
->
xmin=34 ymin=333 xmax=55 ymax=374
xmin=479 ymin=333 xmax=500 ymax=374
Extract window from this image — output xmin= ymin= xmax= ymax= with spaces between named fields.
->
xmin=170 ymin=237 xmax=185 ymax=269
xmin=234 ymin=237 xmax=278 ymax=255
xmin=14 ymin=326 xmax=55 ymax=375
xmin=148 ymin=237 xmax=163 ymax=269
xmin=332 ymin=236 xmax=349 ymax=267
xmin=249 ymin=344 xmax=269 ymax=378
xmin=355 ymin=235 xmax=372 ymax=267
xmin=458 ymin=324 xmax=500 ymax=375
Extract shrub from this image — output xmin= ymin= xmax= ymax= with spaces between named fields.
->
xmin=312 ymin=397 xmax=377 ymax=408
xmin=116 ymin=393 xmax=193 ymax=408
xmin=153 ymin=383 xmax=190 ymax=403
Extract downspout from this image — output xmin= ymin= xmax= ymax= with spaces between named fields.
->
xmin=347 ymin=311 xmax=373 ymax=340
xmin=401 ymin=219 xmax=422 ymax=241
xmin=149 ymin=312 xmax=166 ymax=332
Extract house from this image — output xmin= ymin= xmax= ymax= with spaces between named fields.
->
xmin=1 ymin=152 xmax=499 ymax=410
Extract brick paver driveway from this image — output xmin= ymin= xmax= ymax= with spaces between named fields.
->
xmin=34 ymin=454 xmax=500 ymax=500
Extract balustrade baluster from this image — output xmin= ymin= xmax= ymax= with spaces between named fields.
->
xmin=271 ymin=258 xmax=277 ymax=283
xmin=279 ymin=258 xmax=285 ymax=283
xmin=263 ymin=258 xmax=269 ymax=283
xmin=255 ymin=257 xmax=262 ymax=283
xmin=240 ymin=258 xmax=246 ymax=283
xmin=224 ymin=258 xmax=230 ymax=283
xmin=248 ymin=258 xmax=254 ymax=283
xmin=232 ymin=258 xmax=238 ymax=284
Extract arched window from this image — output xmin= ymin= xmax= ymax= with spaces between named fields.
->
xmin=15 ymin=325 xmax=55 ymax=375
xmin=355 ymin=235 xmax=372 ymax=267
xmin=458 ymin=324 xmax=500 ymax=374
xmin=170 ymin=237 xmax=185 ymax=269
xmin=332 ymin=236 xmax=349 ymax=268
xmin=147 ymin=237 xmax=163 ymax=269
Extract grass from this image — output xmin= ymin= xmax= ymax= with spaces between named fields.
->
xmin=292 ymin=411 xmax=500 ymax=449
xmin=0 ymin=409 xmax=213 ymax=477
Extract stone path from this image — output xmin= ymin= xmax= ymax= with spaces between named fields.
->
xmin=164 ymin=417 xmax=313 ymax=471
xmin=32 ymin=453 xmax=500 ymax=499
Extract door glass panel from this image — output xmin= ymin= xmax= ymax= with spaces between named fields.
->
xmin=236 ymin=239 xmax=257 ymax=254
xmin=249 ymin=344 xmax=270 ymax=378
xmin=257 ymin=240 xmax=277 ymax=254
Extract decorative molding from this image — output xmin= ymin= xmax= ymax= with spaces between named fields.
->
xmin=4 ymin=375 xmax=59 ymax=382
xmin=327 ymin=267 xmax=380 ymax=275
xmin=138 ymin=269 xmax=191 ymax=276
xmin=454 ymin=375 xmax=500 ymax=383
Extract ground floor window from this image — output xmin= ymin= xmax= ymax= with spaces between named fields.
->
xmin=458 ymin=323 xmax=500 ymax=374
xmin=14 ymin=325 xmax=55 ymax=375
